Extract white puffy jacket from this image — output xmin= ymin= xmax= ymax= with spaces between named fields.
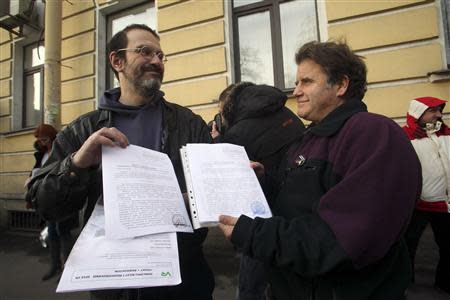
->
xmin=403 ymin=96 xmax=450 ymax=213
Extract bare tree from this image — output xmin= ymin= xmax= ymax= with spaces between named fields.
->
xmin=239 ymin=46 xmax=263 ymax=83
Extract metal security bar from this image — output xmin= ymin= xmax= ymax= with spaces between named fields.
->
xmin=7 ymin=210 xmax=41 ymax=231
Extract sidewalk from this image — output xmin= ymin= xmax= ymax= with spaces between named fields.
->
xmin=0 ymin=227 xmax=238 ymax=300
xmin=0 ymin=226 xmax=448 ymax=300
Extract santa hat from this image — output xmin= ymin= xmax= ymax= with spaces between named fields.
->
xmin=404 ymin=96 xmax=448 ymax=140
xmin=407 ymin=96 xmax=446 ymax=120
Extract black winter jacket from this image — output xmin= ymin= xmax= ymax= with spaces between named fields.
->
xmin=217 ymin=85 xmax=305 ymax=177
xmin=27 ymin=91 xmax=214 ymax=299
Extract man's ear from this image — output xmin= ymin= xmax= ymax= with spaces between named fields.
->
xmin=336 ymin=75 xmax=349 ymax=97
xmin=109 ymin=52 xmax=124 ymax=73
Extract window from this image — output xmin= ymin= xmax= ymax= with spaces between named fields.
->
xmin=232 ymin=0 xmax=319 ymax=90
xmin=106 ymin=2 xmax=156 ymax=89
xmin=8 ymin=0 xmax=45 ymax=131
xmin=23 ymin=42 xmax=44 ymax=128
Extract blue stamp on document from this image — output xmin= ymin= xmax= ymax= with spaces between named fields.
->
xmin=250 ymin=201 xmax=266 ymax=216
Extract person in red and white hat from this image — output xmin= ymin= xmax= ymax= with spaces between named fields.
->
xmin=403 ymin=96 xmax=450 ymax=293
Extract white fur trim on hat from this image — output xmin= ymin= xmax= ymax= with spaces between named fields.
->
xmin=408 ymin=99 xmax=429 ymax=119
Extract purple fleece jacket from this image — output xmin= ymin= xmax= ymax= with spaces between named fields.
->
xmin=232 ymin=100 xmax=421 ymax=271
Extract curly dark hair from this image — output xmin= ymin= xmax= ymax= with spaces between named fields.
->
xmin=295 ymin=41 xmax=367 ymax=101
xmin=107 ymin=24 xmax=160 ymax=80
xmin=34 ymin=124 xmax=57 ymax=141
xmin=219 ymin=82 xmax=255 ymax=127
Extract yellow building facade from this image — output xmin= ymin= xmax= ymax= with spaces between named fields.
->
xmin=0 ymin=0 xmax=449 ymax=229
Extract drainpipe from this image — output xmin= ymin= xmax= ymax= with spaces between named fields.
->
xmin=43 ymin=0 xmax=62 ymax=129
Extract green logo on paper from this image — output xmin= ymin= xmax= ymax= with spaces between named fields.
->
xmin=161 ymin=272 xmax=172 ymax=277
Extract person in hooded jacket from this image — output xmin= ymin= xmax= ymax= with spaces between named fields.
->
xmin=210 ymin=82 xmax=305 ymax=300
xmin=26 ymin=24 xmax=214 ymax=300
xmin=211 ymin=82 xmax=305 ymax=177
xmin=25 ymin=124 xmax=78 ymax=281
xmin=402 ymin=96 xmax=450 ymax=293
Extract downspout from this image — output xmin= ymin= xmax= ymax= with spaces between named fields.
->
xmin=43 ymin=0 xmax=62 ymax=130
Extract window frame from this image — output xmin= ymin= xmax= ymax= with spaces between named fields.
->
xmin=232 ymin=0 xmax=320 ymax=91
xmin=7 ymin=0 xmax=45 ymax=132
xmin=21 ymin=41 xmax=45 ymax=129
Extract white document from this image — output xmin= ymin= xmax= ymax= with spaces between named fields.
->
xmin=180 ymin=143 xmax=272 ymax=229
xmin=102 ymin=145 xmax=193 ymax=239
xmin=57 ymin=205 xmax=181 ymax=293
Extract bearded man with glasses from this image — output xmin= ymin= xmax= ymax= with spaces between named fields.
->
xmin=27 ymin=24 xmax=214 ymax=300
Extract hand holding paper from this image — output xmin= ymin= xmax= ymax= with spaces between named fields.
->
xmin=102 ymin=145 xmax=193 ymax=239
xmin=218 ymin=215 xmax=238 ymax=240
xmin=180 ymin=143 xmax=272 ymax=229
xmin=250 ymin=161 xmax=265 ymax=178
xmin=73 ymin=127 xmax=129 ymax=169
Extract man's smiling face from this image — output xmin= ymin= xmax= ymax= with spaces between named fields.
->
xmin=121 ymin=29 xmax=165 ymax=96
xmin=293 ymin=59 xmax=344 ymax=123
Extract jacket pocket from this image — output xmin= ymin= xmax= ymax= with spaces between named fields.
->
xmin=273 ymin=159 xmax=332 ymax=219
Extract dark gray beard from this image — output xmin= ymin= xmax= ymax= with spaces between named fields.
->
xmin=134 ymin=78 xmax=161 ymax=97
xmin=123 ymin=63 xmax=163 ymax=99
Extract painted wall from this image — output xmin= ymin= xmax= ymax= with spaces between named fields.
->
xmin=326 ymin=0 xmax=449 ymax=120
xmin=157 ymin=0 xmax=228 ymax=122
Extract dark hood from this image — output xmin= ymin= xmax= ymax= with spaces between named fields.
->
xmin=98 ymin=87 xmax=165 ymax=114
xmin=232 ymin=85 xmax=287 ymax=124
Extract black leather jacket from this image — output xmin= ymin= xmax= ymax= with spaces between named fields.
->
xmin=27 ymin=96 xmax=215 ymax=299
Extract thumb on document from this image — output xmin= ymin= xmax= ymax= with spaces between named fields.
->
xmin=218 ymin=215 xmax=237 ymax=240
xmin=250 ymin=161 xmax=265 ymax=178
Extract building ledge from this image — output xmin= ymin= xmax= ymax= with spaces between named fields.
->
xmin=1 ymin=127 xmax=35 ymax=137
xmin=428 ymin=69 xmax=450 ymax=83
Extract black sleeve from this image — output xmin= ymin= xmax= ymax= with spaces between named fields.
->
xmin=192 ymin=114 xmax=213 ymax=144
xmin=27 ymin=125 xmax=94 ymax=222
xmin=231 ymin=214 xmax=351 ymax=277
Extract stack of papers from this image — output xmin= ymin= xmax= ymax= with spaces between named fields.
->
xmin=58 ymin=145 xmax=192 ymax=292
xmin=57 ymin=205 xmax=181 ymax=292
xmin=58 ymin=143 xmax=272 ymax=293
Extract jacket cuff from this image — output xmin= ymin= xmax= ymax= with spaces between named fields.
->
xmin=231 ymin=215 xmax=254 ymax=251
xmin=59 ymin=153 xmax=91 ymax=183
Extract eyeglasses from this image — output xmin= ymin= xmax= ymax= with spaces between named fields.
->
xmin=116 ymin=46 xmax=167 ymax=63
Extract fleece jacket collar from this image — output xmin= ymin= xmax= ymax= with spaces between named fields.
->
xmin=308 ymin=100 xmax=367 ymax=137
